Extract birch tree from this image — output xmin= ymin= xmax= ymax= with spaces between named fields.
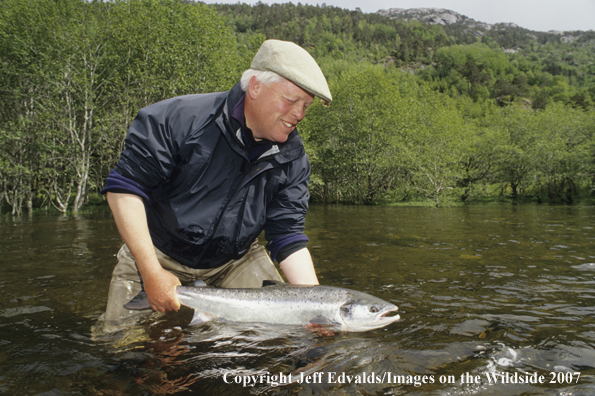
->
xmin=398 ymin=90 xmax=470 ymax=206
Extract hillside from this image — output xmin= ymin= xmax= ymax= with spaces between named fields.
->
xmin=377 ymin=7 xmax=592 ymax=47
xmin=212 ymin=3 xmax=595 ymax=110
xmin=377 ymin=7 xmax=595 ymax=108
xmin=209 ymin=2 xmax=594 ymax=205
xmin=1 ymin=0 xmax=593 ymax=214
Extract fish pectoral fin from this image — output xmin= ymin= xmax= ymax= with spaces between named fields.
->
xmin=308 ymin=315 xmax=338 ymax=326
xmin=305 ymin=323 xmax=337 ymax=337
xmin=192 ymin=279 xmax=207 ymax=287
xmin=262 ymin=280 xmax=285 ymax=287
xmin=123 ymin=290 xmax=152 ymax=311
xmin=189 ymin=310 xmax=215 ymax=326
xmin=305 ymin=317 xmax=340 ymax=336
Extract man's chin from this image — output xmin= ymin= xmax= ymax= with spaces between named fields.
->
xmin=270 ymin=133 xmax=291 ymax=144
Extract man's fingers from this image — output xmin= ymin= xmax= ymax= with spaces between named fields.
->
xmin=149 ymin=295 xmax=180 ymax=312
xmin=143 ymin=269 xmax=182 ymax=312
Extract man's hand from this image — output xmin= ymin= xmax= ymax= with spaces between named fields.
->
xmin=143 ymin=268 xmax=182 ymax=312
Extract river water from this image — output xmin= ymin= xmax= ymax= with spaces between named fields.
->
xmin=1 ymin=204 xmax=594 ymax=395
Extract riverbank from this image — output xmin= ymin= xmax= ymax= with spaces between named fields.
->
xmin=3 ymin=189 xmax=594 ymax=217
xmin=380 ymin=187 xmax=595 ymax=207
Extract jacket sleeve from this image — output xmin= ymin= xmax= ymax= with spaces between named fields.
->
xmin=115 ymin=94 xmax=221 ymax=189
xmin=264 ymin=154 xmax=311 ymax=245
xmin=100 ymin=169 xmax=153 ymax=203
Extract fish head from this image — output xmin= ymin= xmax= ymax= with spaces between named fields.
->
xmin=339 ymin=294 xmax=400 ymax=332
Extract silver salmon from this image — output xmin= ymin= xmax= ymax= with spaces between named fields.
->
xmin=124 ymin=281 xmax=400 ymax=332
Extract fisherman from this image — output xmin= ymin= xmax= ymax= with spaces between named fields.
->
xmin=100 ymin=39 xmax=332 ymax=329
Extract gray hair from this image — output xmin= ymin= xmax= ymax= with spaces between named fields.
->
xmin=240 ymin=69 xmax=287 ymax=92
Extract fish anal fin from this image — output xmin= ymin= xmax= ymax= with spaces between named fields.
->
xmin=189 ymin=310 xmax=215 ymax=326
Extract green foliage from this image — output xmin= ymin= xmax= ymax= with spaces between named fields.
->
xmin=0 ymin=0 xmax=242 ymax=214
xmin=301 ymin=63 xmax=410 ymax=204
xmin=214 ymin=3 xmax=595 ymax=111
xmin=1 ymin=1 xmax=593 ymax=212
xmin=302 ymin=64 xmax=495 ymax=206
xmin=213 ymin=2 xmax=453 ymax=65
xmin=530 ymin=104 xmax=593 ymax=204
xmin=397 ymin=89 xmax=474 ymax=206
xmin=483 ymin=103 xmax=594 ymax=203
xmin=211 ymin=2 xmax=593 ymax=205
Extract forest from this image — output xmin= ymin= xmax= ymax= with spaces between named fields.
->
xmin=1 ymin=0 xmax=594 ymax=215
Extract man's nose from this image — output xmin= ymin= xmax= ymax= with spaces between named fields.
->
xmin=291 ymin=103 xmax=306 ymax=121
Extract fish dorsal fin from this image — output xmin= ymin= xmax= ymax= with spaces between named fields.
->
xmin=262 ymin=280 xmax=285 ymax=287
xmin=193 ymin=279 xmax=207 ymax=287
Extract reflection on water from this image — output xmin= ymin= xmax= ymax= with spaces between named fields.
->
xmin=1 ymin=205 xmax=594 ymax=395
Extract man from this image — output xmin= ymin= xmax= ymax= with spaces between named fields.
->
xmin=100 ymin=39 xmax=332 ymax=328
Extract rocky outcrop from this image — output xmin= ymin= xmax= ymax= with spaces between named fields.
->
xmin=376 ymin=7 xmax=590 ymax=54
xmin=377 ymin=8 xmax=540 ymax=49
xmin=377 ymin=7 xmax=506 ymax=31
xmin=377 ymin=7 xmax=584 ymax=35
xmin=377 ymin=8 xmax=468 ymax=26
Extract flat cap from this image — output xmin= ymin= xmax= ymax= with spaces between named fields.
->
xmin=251 ymin=39 xmax=332 ymax=103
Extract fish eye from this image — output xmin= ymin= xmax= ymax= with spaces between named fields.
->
xmin=369 ymin=306 xmax=379 ymax=313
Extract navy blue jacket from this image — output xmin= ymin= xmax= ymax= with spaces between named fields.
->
xmin=110 ymin=84 xmax=310 ymax=269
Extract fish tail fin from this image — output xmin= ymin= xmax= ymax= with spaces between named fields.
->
xmin=123 ymin=290 xmax=152 ymax=310
xmin=262 ymin=280 xmax=284 ymax=287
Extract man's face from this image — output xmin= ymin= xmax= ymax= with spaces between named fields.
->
xmin=246 ymin=77 xmax=315 ymax=143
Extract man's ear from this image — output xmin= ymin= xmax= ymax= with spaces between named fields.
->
xmin=248 ymin=75 xmax=261 ymax=100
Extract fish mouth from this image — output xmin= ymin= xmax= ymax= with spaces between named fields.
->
xmin=380 ymin=309 xmax=400 ymax=321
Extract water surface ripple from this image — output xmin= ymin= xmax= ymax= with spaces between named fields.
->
xmin=0 ymin=205 xmax=594 ymax=395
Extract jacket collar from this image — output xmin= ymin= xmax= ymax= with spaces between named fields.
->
xmin=218 ymin=83 xmax=305 ymax=164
